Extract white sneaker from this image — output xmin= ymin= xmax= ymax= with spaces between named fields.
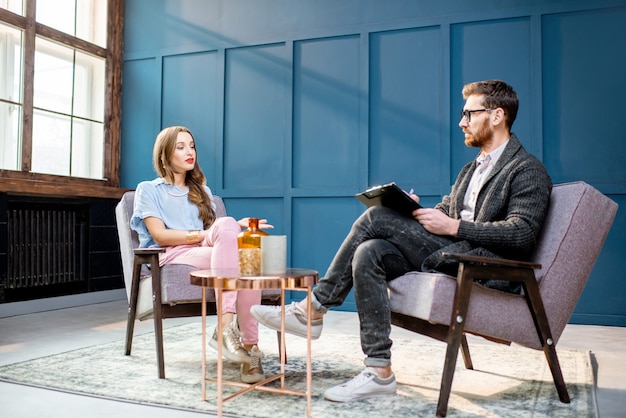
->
xmin=324 ymin=367 xmax=397 ymax=402
xmin=250 ymin=302 xmax=323 ymax=340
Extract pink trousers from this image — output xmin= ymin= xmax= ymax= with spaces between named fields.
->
xmin=159 ymin=216 xmax=261 ymax=345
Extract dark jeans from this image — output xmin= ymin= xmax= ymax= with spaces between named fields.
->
xmin=311 ymin=206 xmax=454 ymax=367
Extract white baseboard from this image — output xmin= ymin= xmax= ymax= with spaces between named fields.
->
xmin=0 ymin=289 xmax=127 ymax=318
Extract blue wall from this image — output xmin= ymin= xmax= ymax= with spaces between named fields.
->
xmin=122 ymin=0 xmax=626 ymax=325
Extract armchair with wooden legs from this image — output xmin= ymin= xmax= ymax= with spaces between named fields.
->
xmin=388 ymin=181 xmax=618 ymax=416
xmin=115 ymin=191 xmax=282 ymax=378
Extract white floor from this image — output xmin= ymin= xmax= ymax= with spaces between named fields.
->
xmin=0 ymin=298 xmax=625 ymax=417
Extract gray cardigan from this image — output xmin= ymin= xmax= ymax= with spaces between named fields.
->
xmin=421 ymin=134 xmax=552 ymax=292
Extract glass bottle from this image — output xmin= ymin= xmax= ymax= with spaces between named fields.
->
xmin=238 ymin=218 xmax=268 ymax=275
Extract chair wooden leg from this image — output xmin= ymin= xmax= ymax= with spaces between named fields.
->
xmin=438 ymin=334 xmax=463 ymax=417
xmin=542 ymin=342 xmax=570 ymax=402
xmin=150 ymin=260 xmax=166 ymax=379
xmin=275 ymin=292 xmax=286 ymax=362
xmin=153 ymin=310 xmax=165 ymax=379
xmin=460 ymin=334 xmax=473 ymax=370
xmin=125 ymin=258 xmax=142 ymax=356
xmin=437 ymin=264 xmax=475 ymax=417
xmin=522 ymin=277 xmax=570 ymax=403
xmin=276 ymin=331 xmax=286 ymax=363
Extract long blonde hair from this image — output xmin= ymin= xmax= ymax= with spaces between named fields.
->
xmin=153 ymin=126 xmax=216 ymax=228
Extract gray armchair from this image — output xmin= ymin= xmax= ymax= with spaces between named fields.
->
xmin=115 ymin=191 xmax=281 ymax=378
xmin=388 ymin=181 xmax=618 ymax=416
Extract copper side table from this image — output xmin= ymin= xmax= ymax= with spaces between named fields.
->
xmin=190 ymin=268 xmax=319 ymax=418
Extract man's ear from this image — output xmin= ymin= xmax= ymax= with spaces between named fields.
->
xmin=491 ymin=107 xmax=505 ymax=126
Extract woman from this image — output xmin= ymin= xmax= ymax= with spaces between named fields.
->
xmin=130 ymin=126 xmax=270 ymax=383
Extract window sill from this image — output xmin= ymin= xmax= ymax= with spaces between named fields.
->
xmin=0 ymin=178 xmax=130 ymax=200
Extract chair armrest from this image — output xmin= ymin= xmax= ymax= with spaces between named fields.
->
xmin=442 ymin=252 xmax=541 ymax=270
xmin=134 ymin=248 xmax=166 ymax=255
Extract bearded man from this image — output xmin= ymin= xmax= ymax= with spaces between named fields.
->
xmin=251 ymin=79 xmax=553 ymax=402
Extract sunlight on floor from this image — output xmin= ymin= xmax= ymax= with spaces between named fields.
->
xmin=0 ymin=343 xmax=25 ymax=354
xmin=92 ymin=321 xmax=127 ymax=332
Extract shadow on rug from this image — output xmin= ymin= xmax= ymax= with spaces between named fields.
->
xmin=0 ymin=322 xmax=596 ymax=417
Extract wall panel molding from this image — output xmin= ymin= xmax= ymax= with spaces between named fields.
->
xmin=122 ymin=0 xmax=626 ymax=325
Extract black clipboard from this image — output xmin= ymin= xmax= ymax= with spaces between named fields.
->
xmin=355 ymin=182 xmax=421 ymax=216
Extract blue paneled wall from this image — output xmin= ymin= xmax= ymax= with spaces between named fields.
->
xmin=122 ymin=0 xmax=626 ymax=325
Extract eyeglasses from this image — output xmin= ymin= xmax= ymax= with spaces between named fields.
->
xmin=460 ymin=108 xmax=493 ymax=122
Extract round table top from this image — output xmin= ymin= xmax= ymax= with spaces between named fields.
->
xmin=189 ymin=268 xmax=318 ymax=290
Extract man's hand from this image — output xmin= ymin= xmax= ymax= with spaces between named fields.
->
xmin=412 ymin=208 xmax=460 ymax=237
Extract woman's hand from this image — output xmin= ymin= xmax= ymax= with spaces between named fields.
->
xmin=237 ymin=217 xmax=275 ymax=230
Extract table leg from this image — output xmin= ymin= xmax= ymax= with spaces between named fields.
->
xmin=202 ymin=287 xmax=207 ymax=401
xmin=306 ymin=286 xmax=312 ymax=418
xmin=280 ymin=287 xmax=286 ymax=389
xmin=192 ymin=271 xmax=318 ymax=418
xmin=217 ymin=288 xmax=223 ymax=417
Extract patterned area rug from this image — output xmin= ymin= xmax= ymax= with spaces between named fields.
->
xmin=0 ymin=322 xmax=596 ymax=417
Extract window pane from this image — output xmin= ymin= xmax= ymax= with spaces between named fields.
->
xmin=0 ymin=0 xmax=24 ymax=15
xmin=32 ymin=110 xmax=71 ymax=176
xmin=0 ymin=22 xmax=22 ymax=171
xmin=36 ymin=0 xmax=107 ymax=48
xmin=71 ymin=118 xmax=104 ymax=179
xmin=36 ymin=0 xmax=76 ymax=36
xmin=74 ymin=51 xmax=104 ymax=121
xmin=76 ymin=0 xmax=107 ymax=48
xmin=0 ymin=101 xmax=21 ymax=170
xmin=1 ymin=0 xmax=113 ymax=183
xmin=34 ymin=37 xmax=73 ymax=115
xmin=0 ymin=22 xmax=22 ymax=103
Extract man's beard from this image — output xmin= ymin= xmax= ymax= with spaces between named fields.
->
xmin=464 ymin=119 xmax=493 ymax=148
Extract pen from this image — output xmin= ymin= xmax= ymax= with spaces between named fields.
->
xmin=408 ymin=188 xmax=414 ymax=195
